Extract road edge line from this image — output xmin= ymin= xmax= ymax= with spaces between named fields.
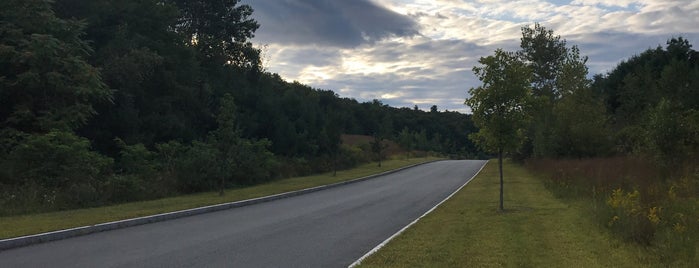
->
xmin=347 ymin=160 xmax=489 ymax=268
xmin=0 ymin=159 xmax=442 ymax=251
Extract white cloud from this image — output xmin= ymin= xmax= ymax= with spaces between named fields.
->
xmin=571 ymin=0 xmax=640 ymax=7
xmin=251 ymin=0 xmax=699 ymax=114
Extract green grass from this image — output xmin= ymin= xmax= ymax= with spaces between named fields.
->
xmin=358 ymin=160 xmax=651 ymax=267
xmin=0 ymin=157 xmax=442 ymax=240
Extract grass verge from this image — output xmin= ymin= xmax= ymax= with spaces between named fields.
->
xmin=0 ymin=157 xmax=441 ymax=240
xmin=358 ymin=160 xmax=651 ymax=267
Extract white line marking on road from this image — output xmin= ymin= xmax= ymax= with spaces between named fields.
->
xmin=347 ymin=160 xmax=488 ymax=267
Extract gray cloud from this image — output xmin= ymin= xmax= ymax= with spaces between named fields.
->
xmin=301 ymin=39 xmax=489 ymax=112
xmin=245 ymin=0 xmax=419 ymax=47
xmin=245 ymin=0 xmax=699 ymax=114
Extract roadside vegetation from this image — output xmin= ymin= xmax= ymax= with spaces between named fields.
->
xmin=0 ymin=157 xmax=441 ymax=239
xmin=358 ymin=161 xmax=650 ymax=267
xmin=0 ymin=0 xmax=482 ymax=216
xmin=527 ymin=157 xmax=698 ymax=265
xmin=2 ymin=0 xmax=696 ymax=264
xmin=461 ymin=22 xmax=697 ymax=266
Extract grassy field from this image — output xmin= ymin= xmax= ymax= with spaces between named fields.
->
xmin=0 ymin=157 xmax=441 ymax=240
xmin=358 ymin=160 xmax=652 ymax=267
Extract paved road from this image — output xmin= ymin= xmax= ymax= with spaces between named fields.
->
xmin=0 ymin=160 xmax=486 ymax=267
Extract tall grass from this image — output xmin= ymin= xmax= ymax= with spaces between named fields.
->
xmin=525 ymin=156 xmax=698 ymax=265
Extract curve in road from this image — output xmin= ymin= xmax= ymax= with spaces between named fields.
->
xmin=0 ymin=160 xmax=486 ymax=267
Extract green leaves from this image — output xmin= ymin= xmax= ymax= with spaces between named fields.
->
xmin=8 ymin=130 xmax=111 ymax=183
xmin=0 ymin=0 xmax=110 ymax=133
xmin=171 ymin=0 xmax=260 ymax=68
xmin=466 ymin=49 xmax=531 ymax=154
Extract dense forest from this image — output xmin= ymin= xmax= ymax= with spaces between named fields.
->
xmin=0 ymin=0 xmax=480 ymax=214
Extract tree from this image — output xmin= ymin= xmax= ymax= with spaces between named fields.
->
xmin=414 ymin=129 xmax=428 ymax=153
xmin=370 ymin=132 xmax=388 ymax=167
xmin=593 ymin=37 xmax=699 ymax=159
xmin=553 ymin=46 xmax=612 ymax=157
xmin=0 ymin=0 xmax=111 ymax=134
xmin=170 ymin=0 xmax=260 ymax=69
xmin=465 ymin=49 xmax=531 ymax=211
xmin=210 ymin=94 xmax=241 ymax=196
xmin=518 ymin=23 xmax=569 ymax=158
xmin=319 ymin=121 xmax=342 ymax=176
xmin=397 ymin=127 xmax=413 ymax=159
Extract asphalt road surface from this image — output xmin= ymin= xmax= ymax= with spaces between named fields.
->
xmin=0 ymin=160 xmax=486 ymax=267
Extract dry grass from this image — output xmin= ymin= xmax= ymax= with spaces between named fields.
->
xmin=525 ymin=156 xmax=661 ymax=195
xmin=525 ymin=156 xmax=698 ymax=266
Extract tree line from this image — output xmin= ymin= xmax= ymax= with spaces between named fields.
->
xmin=0 ymin=0 xmax=481 ymax=215
xmin=467 ymin=23 xmax=698 ymax=210
xmin=468 ymin=23 xmax=699 ymax=164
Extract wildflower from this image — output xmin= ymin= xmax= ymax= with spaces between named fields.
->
xmin=673 ymin=223 xmax=686 ymax=233
xmin=607 ymin=188 xmax=624 ymax=208
xmin=667 ymin=185 xmax=677 ymax=200
xmin=647 ymin=207 xmax=661 ymax=225
xmin=608 ymin=215 xmax=620 ymax=227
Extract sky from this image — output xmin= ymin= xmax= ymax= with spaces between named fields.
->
xmin=242 ymin=0 xmax=699 ymax=113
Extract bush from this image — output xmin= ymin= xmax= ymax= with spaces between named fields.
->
xmin=0 ymin=130 xmax=112 ymax=212
xmin=102 ymin=174 xmax=147 ymax=203
xmin=172 ymin=141 xmax=219 ymax=192
xmin=336 ymin=144 xmax=367 ymax=169
xmin=115 ymin=139 xmax=158 ymax=176
xmin=230 ymin=138 xmax=278 ymax=185
xmin=3 ymin=130 xmax=113 ymax=188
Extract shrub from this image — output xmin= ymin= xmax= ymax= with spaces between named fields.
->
xmin=230 ymin=138 xmax=278 ymax=185
xmin=115 ymin=139 xmax=158 ymax=176
xmin=102 ymin=174 xmax=147 ymax=203
xmin=172 ymin=141 xmax=219 ymax=192
xmin=3 ymin=130 xmax=113 ymax=188
xmin=337 ymin=144 xmax=366 ymax=169
xmin=0 ymin=130 xmax=112 ymax=211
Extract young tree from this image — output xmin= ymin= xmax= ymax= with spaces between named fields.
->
xmin=370 ymin=133 xmax=385 ymax=167
xmin=210 ymin=94 xmax=241 ymax=196
xmin=466 ymin=49 xmax=531 ymax=211
xmin=397 ymin=127 xmax=413 ymax=159
xmin=209 ymin=94 xmax=276 ymax=194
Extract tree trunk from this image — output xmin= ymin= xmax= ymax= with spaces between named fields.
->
xmin=498 ymin=150 xmax=504 ymax=211
xmin=219 ymin=176 xmax=225 ymax=196
xmin=333 ymin=151 xmax=337 ymax=177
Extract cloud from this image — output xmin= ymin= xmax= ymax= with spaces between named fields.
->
xmin=270 ymin=36 xmax=491 ymax=113
xmin=571 ymin=0 xmax=640 ymax=8
xmin=246 ymin=0 xmax=419 ymax=47
xmin=244 ymin=0 xmax=699 ymax=114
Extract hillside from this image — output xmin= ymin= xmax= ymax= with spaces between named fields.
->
xmin=0 ymin=0 xmax=481 ymax=215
